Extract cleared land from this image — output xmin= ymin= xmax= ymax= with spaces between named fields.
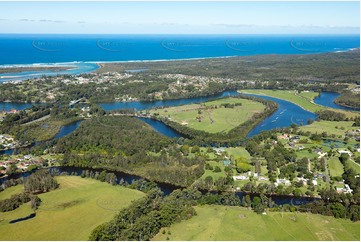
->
xmin=299 ymin=120 xmax=357 ymax=137
xmin=152 ymin=97 xmax=265 ymax=133
xmin=225 ymin=147 xmax=252 ymax=160
xmin=153 ymin=205 xmax=360 ymax=241
xmin=345 ymin=159 xmax=360 ymax=175
xmin=0 ymin=176 xmax=144 ymax=240
xmin=298 ymin=91 xmax=319 ymax=100
xmin=328 ymin=157 xmax=344 ymax=177
xmin=239 ymin=89 xmax=358 ymax=118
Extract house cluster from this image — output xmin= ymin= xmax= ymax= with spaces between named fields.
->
xmin=233 ymin=172 xmax=268 ymax=181
xmin=274 ymin=178 xmax=292 ymax=187
xmin=0 ymin=155 xmax=55 ymax=174
xmin=336 ymin=184 xmax=353 ymax=194
xmin=213 ymin=148 xmax=226 ymax=156
xmin=0 ymin=134 xmax=19 ymax=150
xmin=296 ymin=177 xmax=318 ymax=186
xmin=278 ymin=133 xmax=305 ymax=150
xmin=162 ymin=74 xmax=233 ymax=94
xmin=0 ymin=109 xmax=19 ymax=115
xmin=61 ymin=72 xmax=133 ymax=85
xmin=337 ymin=149 xmax=353 ymax=156
xmin=79 ymin=106 xmax=92 ymax=118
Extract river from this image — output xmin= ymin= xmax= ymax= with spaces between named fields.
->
xmin=99 ymin=91 xmax=240 ymax=111
xmin=99 ymin=91 xmax=318 ymax=138
xmin=1 ymin=91 xmax=345 ymax=205
xmin=242 ymin=93 xmax=317 ymax=137
xmin=0 ymin=91 xmax=357 ymax=141
xmin=0 ymin=120 xmax=83 ymax=155
xmin=314 ymin=92 xmax=360 ymax=111
xmin=0 ymin=166 xmax=318 ymax=205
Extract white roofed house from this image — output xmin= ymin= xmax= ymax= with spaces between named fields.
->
xmin=337 ymin=150 xmax=352 ymax=156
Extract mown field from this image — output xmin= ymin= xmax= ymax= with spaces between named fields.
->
xmin=151 ymin=97 xmax=265 ymax=133
xmin=239 ymin=89 xmax=358 ymax=119
xmin=153 ymin=205 xmax=360 ymax=241
xmin=0 ymin=176 xmax=144 ymax=240
xmin=328 ymin=157 xmax=345 ymax=177
xmin=299 ymin=120 xmax=357 ymax=137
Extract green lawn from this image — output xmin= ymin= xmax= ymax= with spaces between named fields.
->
xmin=201 ymin=161 xmax=227 ymax=180
xmin=328 ymin=157 xmax=344 ymax=177
xmin=153 ymin=205 xmax=360 ymax=241
xmin=298 ymin=91 xmax=319 ymax=100
xmin=151 ymin=97 xmax=265 ymax=133
xmin=224 ymin=147 xmax=252 ymax=160
xmin=345 ymin=159 xmax=360 ymax=175
xmin=0 ymin=176 xmax=145 ymax=240
xmin=0 ymin=185 xmax=23 ymax=200
xmin=296 ymin=149 xmax=319 ymax=159
xmin=299 ymin=120 xmax=356 ymax=137
xmin=239 ymin=89 xmax=358 ymax=119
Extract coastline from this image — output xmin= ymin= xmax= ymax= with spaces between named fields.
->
xmin=0 ymin=47 xmax=359 ymax=73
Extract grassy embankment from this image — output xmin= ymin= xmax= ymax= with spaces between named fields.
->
xmin=0 ymin=176 xmax=144 ymax=240
xmin=150 ymin=97 xmax=265 ymax=134
xmin=153 ymin=205 xmax=360 ymax=241
xmin=239 ymin=89 xmax=359 ymax=119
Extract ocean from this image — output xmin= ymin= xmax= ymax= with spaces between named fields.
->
xmin=0 ymin=34 xmax=359 ymax=81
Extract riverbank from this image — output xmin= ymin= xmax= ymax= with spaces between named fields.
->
xmin=240 ymin=89 xmax=359 ymax=119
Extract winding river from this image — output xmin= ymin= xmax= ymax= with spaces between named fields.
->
xmin=0 ymin=91 xmax=357 ymax=142
xmin=314 ymin=92 xmax=360 ymax=111
xmin=1 ymin=91 xmax=354 ymax=205
xmin=0 ymin=120 xmax=83 ymax=155
xmin=242 ymin=93 xmax=317 ymax=137
xmin=0 ymin=165 xmax=318 ymax=205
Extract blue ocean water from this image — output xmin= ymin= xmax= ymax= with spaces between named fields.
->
xmin=0 ymin=34 xmax=359 ymax=82
xmin=0 ymin=34 xmax=359 ymax=65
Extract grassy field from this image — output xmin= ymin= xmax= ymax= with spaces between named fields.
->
xmin=328 ymin=157 xmax=345 ymax=177
xmin=345 ymin=159 xmax=360 ymax=175
xmin=201 ymin=160 xmax=227 ymax=180
xmin=298 ymin=91 xmax=319 ymax=100
xmin=151 ymin=97 xmax=265 ymax=133
xmin=0 ymin=185 xmax=24 ymax=200
xmin=224 ymin=147 xmax=252 ymax=160
xmin=153 ymin=205 xmax=360 ymax=241
xmin=0 ymin=176 xmax=144 ymax=240
xmin=240 ymin=89 xmax=358 ymax=119
xmin=299 ymin=120 xmax=357 ymax=137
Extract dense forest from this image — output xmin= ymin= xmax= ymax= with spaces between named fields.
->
xmin=55 ymin=116 xmax=205 ymax=187
xmin=98 ymin=49 xmax=360 ymax=84
xmin=0 ymin=49 xmax=359 ymax=104
xmin=335 ymin=91 xmax=360 ymax=108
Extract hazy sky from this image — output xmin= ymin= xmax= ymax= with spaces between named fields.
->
xmin=0 ymin=1 xmax=359 ymax=34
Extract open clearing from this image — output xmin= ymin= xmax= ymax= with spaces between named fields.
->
xmin=299 ymin=120 xmax=357 ymax=137
xmin=153 ymin=205 xmax=360 ymax=241
xmin=239 ymin=89 xmax=358 ymax=119
xmin=0 ymin=176 xmax=144 ymax=240
xmin=152 ymin=97 xmax=265 ymax=133
xmin=328 ymin=157 xmax=345 ymax=177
